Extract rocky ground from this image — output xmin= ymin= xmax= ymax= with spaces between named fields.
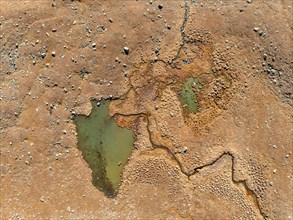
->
xmin=0 ymin=0 xmax=292 ymax=219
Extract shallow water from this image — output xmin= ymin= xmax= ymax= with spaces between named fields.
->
xmin=179 ymin=77 xmax=201 ymax=112
xmin=74 ymin=100 xmax=134 ymax=197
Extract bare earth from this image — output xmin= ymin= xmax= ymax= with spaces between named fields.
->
xmin=0 ymin=0 xmax=292 ymax=219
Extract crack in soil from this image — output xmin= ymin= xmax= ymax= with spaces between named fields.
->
xmin=139 ymin=0 xmax=190 ymax=68
xmin=190 ymin=151 xmax=266 ymax=219
xmin=168 ymin=0 xmax=190 ymax=67
xmin=180 ymin=0 xmax=189 ymax=46
xmin=111 ymin=111 xmax=266 ymax=219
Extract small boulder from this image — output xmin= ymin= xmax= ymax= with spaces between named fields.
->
xmin=123 ymin=47 xmax=130 ymax=55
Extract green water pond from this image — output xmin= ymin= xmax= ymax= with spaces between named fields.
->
xmin=74 ymin=100 xmax=134 ymax=197
xmin=179 ymin=77 xmax=202 ymax=112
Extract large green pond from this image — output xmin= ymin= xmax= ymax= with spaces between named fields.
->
xmin=74 ymin=100 xmax=134 ymax=197
xmin=179 ymin=77 xmax=201 ymax=112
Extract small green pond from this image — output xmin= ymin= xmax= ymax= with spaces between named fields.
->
xmin=179 ymin=77 xmax=201 ymax=112
xmin=74 ymin=100 xmax=134 ymax=197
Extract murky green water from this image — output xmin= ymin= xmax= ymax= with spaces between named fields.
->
xmin=74 ymin=100 xmax=134 ymax=197
xmin=179 ymin=77 xmax=201 ymax=112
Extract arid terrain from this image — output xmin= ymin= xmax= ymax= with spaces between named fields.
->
xmin=0 ymin=0 xmax=292 ymax=219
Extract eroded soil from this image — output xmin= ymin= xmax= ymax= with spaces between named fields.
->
xmin=1 ymin=0 xmax=292 ymax=219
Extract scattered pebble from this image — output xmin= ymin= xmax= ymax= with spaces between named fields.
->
xmin=123 ymin=47 xmax=130 ymax=55
xmin=181 ymin=146 xmax=188 ymax=153
xmin=97 ymin=25 xmax=106 ymax=32
xmin=40 ymin=196 xmax=45 ymax=202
